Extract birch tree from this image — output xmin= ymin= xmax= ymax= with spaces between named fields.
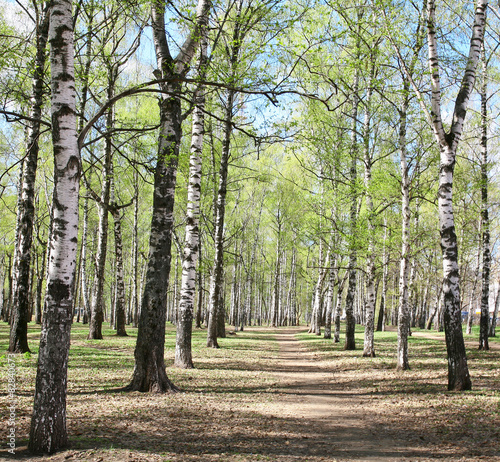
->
xmin=28 ymin=0 xmax=80 ymax=452
xmin=125 ymin=0 xmax=211 ymax=391
xmin=424 ymin=0 xmax=487 ymax=389
xmin=175 ymin=11 xmax=209 ymax=368
xmin=478 ymin=42 xmax=490 ymax=351
xmin=9 ymin=2 xmax=49 ymax=353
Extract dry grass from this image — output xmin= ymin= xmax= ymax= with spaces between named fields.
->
xmin=0 ymin=322 xmax=498 ymax=461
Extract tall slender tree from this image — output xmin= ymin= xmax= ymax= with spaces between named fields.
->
xmin=175 ymin=10 xmax=209 ymax=368
xmin=9 ymin=2 xmax=49 ymax=353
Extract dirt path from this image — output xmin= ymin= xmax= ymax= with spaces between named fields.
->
xmin=255 ymin=328 xmax=432 ymax=462
xmin=5 ymin=326 xmax=498 ymax=462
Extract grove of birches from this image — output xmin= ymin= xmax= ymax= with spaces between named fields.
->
xmin=0 ymin=0 xmax=498 ymax=454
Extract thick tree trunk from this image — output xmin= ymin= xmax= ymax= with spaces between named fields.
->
xmin=125 ymin=86 xmax=181 ymax=391
xmin=9 ymin=7 xmax=49 ymax=354
xmin=126 ymin=0 xmax=211 ymax=389
xmin=29 ymin=0 xmax=79 ymax=452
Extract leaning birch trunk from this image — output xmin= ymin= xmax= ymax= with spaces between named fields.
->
xmin=478 ymin=42 xmax=490 ymax=350
xmin=28 ymin=0 xmax=79 ymax=451
xmin=175 ymin=18 xmax=208 ymax=367
xmin=9 ymin=7 xmax=49 ymax=354
xmin=425 ymin=0 xmax=487 ymax=390
xmin=126 ymin=0 xmax=211 ymax=391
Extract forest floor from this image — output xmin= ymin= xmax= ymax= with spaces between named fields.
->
xmin=0 ymin=323 xmax=499 ymax=462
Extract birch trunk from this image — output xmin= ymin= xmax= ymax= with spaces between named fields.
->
xmin=489 ymin=283 xmax=499 ymax=337
xmin=397 ymin=93 xmax=411 ymax=371
xmin=344 ymin=68 xmax=359 ymax=351
xmin=377 ymin=218 xmax=389 ymax=331
xmin=29 ymin=0 xmax=79 ymax=451
xmin=127 ymin=0 xmax=211 ymax=391
xmin=426 ymin=284 xmax=443 ymax=330
xmin=467 ymin=243 xmax=480 ymax=335
xmin=34 ymin=247 xmax=45 ymax=325
xmin=310 ymin=243 xmax=326 ymax=335
xmin=478 ymin=43 xmax=490 ymax=350
xmin=80 ymin=175 xmax=90 ymax=324
xmin=207 ymin=2 xmax=242 ymax=346
xmin=110 ymin=205 xmax=127 ymax=337
xmin=175 ymin=19 xmax=208 ymax=367
xmin=206 ymin=89 xmax=234 ymax=347
xmin=362 ymin=52 xmax=376 ymax=357
xmin=271 ymin=219 xmax=282 ymax=328
xmin=131 ymin=174 xmax=139 ymax=327
xmin=88 ymin=70 xmax=116 ymax=340
xmin=426 ymin=0 xmax=487 ymax=390
xmin=9 ymin=6 xmax=49 ymax=354
xmin=334 ymin=272 xmax=348 ymax=343
xmin=78 ymin=0 xmax=93 ymax=327
xmin=323 ymin=259 xmax=337 ymax=339
xmin=195 ymin=243 xmax=203 ymax=328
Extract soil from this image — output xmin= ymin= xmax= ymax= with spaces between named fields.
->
xmin=4 ymin=326 xmax=499 ymax=462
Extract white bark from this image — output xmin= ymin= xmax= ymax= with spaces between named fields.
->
xmin=479 ymin=42 xmax=490 ymax=350
xmin=29 ymin=0 xmax=79 ymax=452
xmin=175 ymin=19 xmax=208 ymax=367
xmin=397 ymin=95 xmax=411 ymax=371
xmin=362 ymin=51 xmax=376 ymax=357
xmin=427 ymin=0 xmax=487 ymax=390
